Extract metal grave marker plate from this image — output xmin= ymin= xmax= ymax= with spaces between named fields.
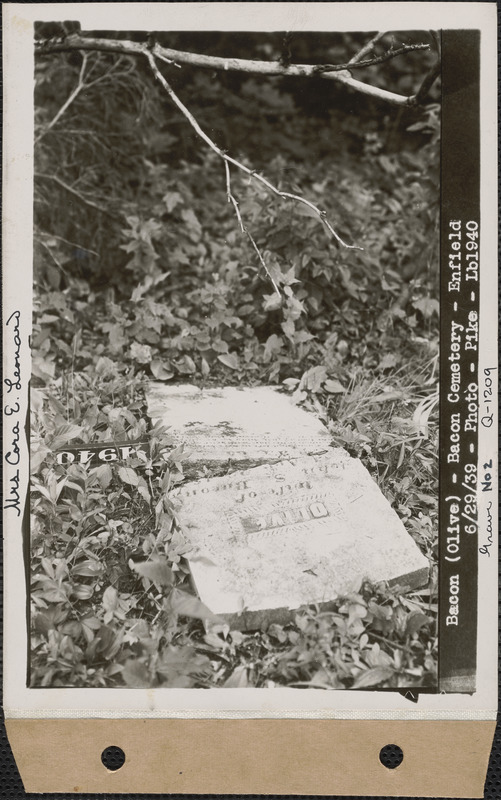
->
xmin=173 ymin=452 xmax=429 ymax=629
xmin=146 ymin=384 xmax=332 ymax=468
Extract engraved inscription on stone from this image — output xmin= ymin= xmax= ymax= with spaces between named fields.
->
xmin=146 ymin=383 xmax=331 ymax=466
xmin=172 ymin=452 xmax=430 ymax=629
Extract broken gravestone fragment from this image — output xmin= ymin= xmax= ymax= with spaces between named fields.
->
xmin=146 ymin=383 xmax=332 ymax=472
xmin=171 ymin=452 xmax=429 ymax=630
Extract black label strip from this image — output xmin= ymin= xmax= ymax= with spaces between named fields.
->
xmin=439 ymin=29 xmax=480 ymax=693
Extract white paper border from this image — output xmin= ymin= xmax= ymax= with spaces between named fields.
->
xmin=3 ymin=1 xmax=497 ymax=720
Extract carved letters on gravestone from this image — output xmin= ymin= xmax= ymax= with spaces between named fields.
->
xmin=172 ymin=452 xmax=430 ymax=629
xmin=146 ymin=384 xmax=331 ymax=468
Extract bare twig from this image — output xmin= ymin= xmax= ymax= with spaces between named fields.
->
xmin=38 ymin=239 xmax=69 ymax=276
xmin=35 ymin=172 xmax=120 ymax=219
xmin=368 ymin=631 xmax=417 ymax=654
xmin=36 ymin=34 xmax=430 ymax=107
xmin=36 ymin=229 xmax=99 ymax=256
xmin=35 ymin=52 xmax=139 ymax=146
xmin=406 ymin=32 xmax=441 ymax=105
xmin=411 ymin=59 xmax=441 ymax=105
xmin=224 ymin=161 xmax=280 ymax=296
xmin=145 ymin=51 xmax=361 ymax=277
xmin=349 ymin=32 xmax=386 ymax=65
xmin=35 ymin=53 xmax=89 ymax=145
xmin=316 ymin=43 xmax=429 ymax=73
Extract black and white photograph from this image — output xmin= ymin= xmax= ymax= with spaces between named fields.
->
xmin=2 ymin=5 xmax=497 ymax=793
xmin=28 ymin=20 xmax=444 ymax=692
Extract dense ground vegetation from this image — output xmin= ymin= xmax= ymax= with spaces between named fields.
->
xmin=31 ymin=30 xmax=439 ymax=689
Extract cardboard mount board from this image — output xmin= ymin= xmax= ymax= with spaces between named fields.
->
xmin=2 ymin=2 xmax=497 ymax=796
xmin=4 ymin=719 xmax=497 ymax=796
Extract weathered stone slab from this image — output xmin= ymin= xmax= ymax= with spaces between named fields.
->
xmin=146 ymin=384 xmax=331 ymax=468
xmin=172 ymin=452 xmax=429 ymax=629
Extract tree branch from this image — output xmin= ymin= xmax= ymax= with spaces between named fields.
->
xmin=349 ymin=32 xmax=386 ymax=65
xmin=411 ymin=59 xmax=441 ymax=105
xmin=224 ymin=161 xmax=280 ymax=296
xmin=408 ymin=31 xmax=441 ymax=105
xmin=36 ymin=229 xmax=99 ymax=256
xmin=35 ymin=172 xmax=120 ymax=219
xmin=315 ymin=43 xmax=429 ymax=73
xmin=35 ymin=34 xmax=428 ymax=107
xmin=35 ymin=53 xmax=89 ymax=145
xmin=144 ymin=50 xmax=361 ymax=290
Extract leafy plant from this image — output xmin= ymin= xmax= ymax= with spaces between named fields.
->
xmin=31 ymin=29 xmax=439 ymax=689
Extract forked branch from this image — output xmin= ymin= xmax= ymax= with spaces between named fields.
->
xmin=35 ymin=31 xmax=439 ymax=291
xmin=35 ymin=53 xmax=90 ymax=144
xmin=144 ymin=50 xmax=361 ymax=290
xmin=36 ymin=33 xmax=434 ymax=108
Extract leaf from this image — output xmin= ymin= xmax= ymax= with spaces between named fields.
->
xmin=95 ymin=625 xmax=122 ymax=660
xmin=217 ymin=353 xmax=239 ymax=370
xmin=378 ymin=353 xmax=399 ymax=371
xmin=131 ymin=557 xmax=174 ymax=587
xmin=324 ymin=379 xmax=345 ymax=394
xmin=300 ymin=365 xmax=327 ymax=393
xmin=72 ymin=560 xmax=104 ymax=578
xmin=365 ymin=643 xmax=394 ymax=668
xmin=94 ymin=463 xmax=113 ymax=490
xmin=224 ymin=665 xmax=250 ymax=688
xmin=280 ymin=265 xmax=300 ymax=286
xmin=262 ymin=293 xmax=282 ymax=312
xmin=281 ymin=318 xmax=295 ymax=341
xmin=352 ymin=666 xmax=396 ymax=689
xmin=47 ymin=423 xmax=83 ymax=450
xmin=292 ymin=330 xmax=315 ymax=345
xmin=47 ymin=394 xmax=66 ymax=416
xmin=412 ymin=297 xmax=439 ymax=319
xmin=263 ymin=334 xmax=282 ymax=362
xmin=72 ymin=584 xmax=94 ymax=600
xmin=412 ymin=392 xmax=439 ymax=438
xmin=163 ymin=191 xmax=184 ymax=213
xmin=81 ymin=615 xmax=101 ymax=631
xmin=405 ymin=611 xmax=432 ymax=637
xmin=122 ymin=659 xmax=152 ymax=688
xmin=181 ymin=208 xmax=202 ymax=237
xmin=177 ymin=354 xmax=196 ymax=374
xmin=347 ymin=601 xmax=368 ymax=628
xmin=151 ymin=359 xmax=174 ymax=381
xmin=137 ymin=484 xmax=151 ymax=505
xmin=130 ymin=342 xmax=152 ymax=364
xmin=295 ymin=203 xmax=319 ymax=220
xmin=33 ymin=607 xmax=68 ymax=634
xmin=203 ymin=632 xmax=227 ymax=651
xmin=131 ymin=276 xmax=154 ymax=303
xmin=166 ymin=588 xmax=222 ymax=623
xmin=30 ymin=444 xmax=52 ymax=474
xmin=102 ymin=585 xmax=119 ymax=613
xmin=118 ymin=466 xmax=139 ymax=486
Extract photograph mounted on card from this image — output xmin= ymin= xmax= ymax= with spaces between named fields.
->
xmin=2 ymin=2 xmax=497 ymax=795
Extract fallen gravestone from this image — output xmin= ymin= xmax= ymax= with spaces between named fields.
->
xmin=146 ymin=384 xmax=332 ymax=471
xmin=172 ymin=451 xmax=429 ymax=629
